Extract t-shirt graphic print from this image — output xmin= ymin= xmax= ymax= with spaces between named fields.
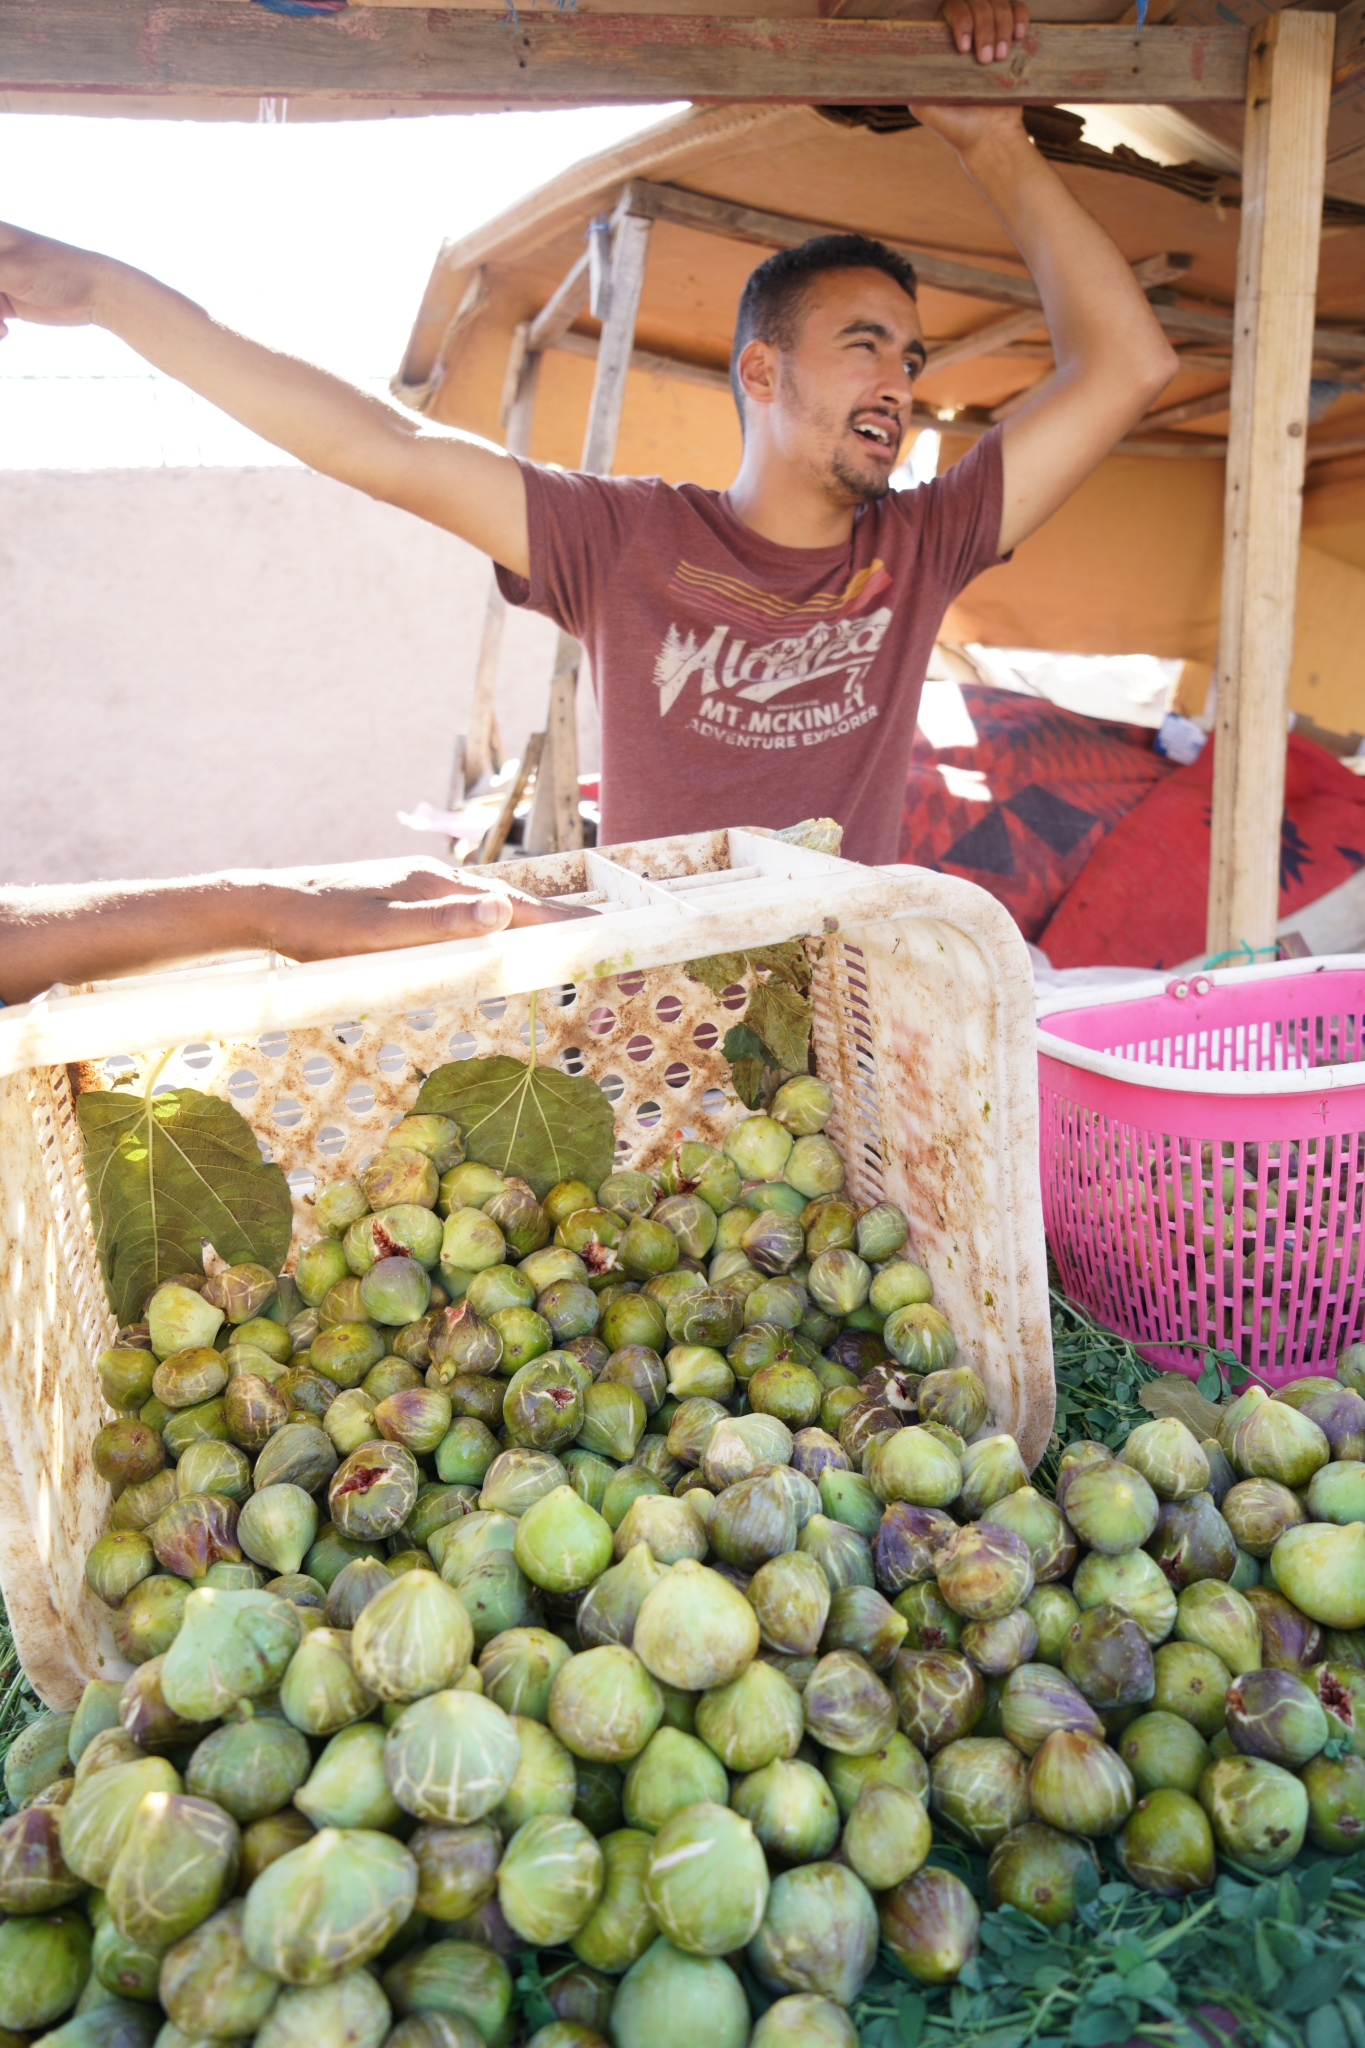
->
xmin=655 ymin=556 xmax=891 ymax=760
xmin=496 ymin=428 xmax=1004 ymax=866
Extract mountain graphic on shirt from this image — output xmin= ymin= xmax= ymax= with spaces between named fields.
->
xmin=654 ymin=557 xmax=895 ymax=719
xmin=666 ymin=556 xmax=894 ymax=633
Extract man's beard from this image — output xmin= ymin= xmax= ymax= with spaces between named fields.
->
xmin=782 ymin=362 xmax=895 ymax=506
xmin=828 ymin=446 xmax=892 ymax=504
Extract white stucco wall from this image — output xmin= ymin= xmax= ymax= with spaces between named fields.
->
xmin=1 ymin=466 xmax=568 ymax=885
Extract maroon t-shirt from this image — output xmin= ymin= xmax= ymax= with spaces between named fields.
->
xmin=496 ymin=430 xmax=1005 ymax=864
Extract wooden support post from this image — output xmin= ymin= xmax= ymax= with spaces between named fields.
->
xmin=475 ymin=733 xmax=544 ymax=867
xmin=463 ymin=581 xmax=506 ymax=793
xmin=527 ymin=207 xmax=654 ymax=856
xmin=581 ymin=212 xmax=653 ymax=477
xmin=462 ymin=334 xmax=539 ymax=810
xmin=1206 ymin=12 xmax=1334 ymax=959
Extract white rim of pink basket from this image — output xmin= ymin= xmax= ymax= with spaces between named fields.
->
xmin=1035 ymin=954 xmax=1365 ymax=1098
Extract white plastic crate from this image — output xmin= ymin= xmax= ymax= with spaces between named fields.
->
xmin=0 ymin=829 xmax=1052 ymax=1705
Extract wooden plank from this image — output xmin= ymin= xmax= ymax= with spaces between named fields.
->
xmin=921 ymin=252 xmax=1191 ymax=377
xmin=1138 ymin=384 xmax=1232 ymax=429
xmin=461 ymin=335 xmax=540 ymax=792
xmin=626 ymin=179 xmax=1365 ymax=362
xmin=552 ymin=329 xmax=732 ymax=392
xmin=522 ymin=636 xmax=581 ymax=856
xmin=923 ymin=308 xmax=1050 ymax=376
xmin=582 ymin=213 xmax=653 ymax=476
xmin=918 ymin=407 xmax=1227 ymax=455
xmin=527 ymin=253 xmax=591 ymax=355
xmin=536 ymin=210 xmax=654 ymax=855
xmin=464 ymin=580 xmax=507 ymax=794
xmin=548 ymin=637 xmax=587 ymax=853
xmin=503 ymin=343 xmax=543 ymax=460
xmin=1207 ymin=12 xmax=1335 ymax=958
xmin=448 ymin=329 xmax=538 ymax=798
xmin=472 ymin=731 xmax=544 ymax=867
xmin=1308 ymin=431 xmax=1365 ymax=462
xmin=625 ymin=179 xmax=1052 ymax=304
xmin=0 ymin=2 xmax=1251 ymax=107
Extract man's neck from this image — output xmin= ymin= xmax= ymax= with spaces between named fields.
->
xmin=725 ymin=453 xmax=862 ymax=551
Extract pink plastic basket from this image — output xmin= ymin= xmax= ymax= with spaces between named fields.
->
xmin=1037 ymin=959 xmax=1365 ymax=1383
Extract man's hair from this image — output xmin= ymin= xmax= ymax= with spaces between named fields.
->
xmin=728 ymin=233 xmax=919 ymax=422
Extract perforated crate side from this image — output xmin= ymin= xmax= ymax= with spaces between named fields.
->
xmin=71 ymin=965 xmax=759 ymax=1250
xmin=841 ymin=911 xmax=1053 ymax=1460
xmin=0 ymin=1067 xmax=123 ymax=1703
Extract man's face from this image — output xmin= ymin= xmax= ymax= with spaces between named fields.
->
xmin=744 ymin=267 xmax=927 ymax=506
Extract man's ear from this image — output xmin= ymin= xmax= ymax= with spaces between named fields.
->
xmin=736 ymin=338 xmax=779 ymax=411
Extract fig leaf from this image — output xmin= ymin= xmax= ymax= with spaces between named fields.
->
xmin=77 ymin=1085 xmax=292 ymax=1324
xmin=415 ymin=1056 xmax=615 ymax=1199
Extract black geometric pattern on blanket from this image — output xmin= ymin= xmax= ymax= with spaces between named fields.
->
xmin=900 ymin=685 xmax=1173 ymax=941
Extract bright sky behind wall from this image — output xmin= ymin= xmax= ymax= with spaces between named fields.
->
xmin=0 ymin=106 xmax=683 ymax=467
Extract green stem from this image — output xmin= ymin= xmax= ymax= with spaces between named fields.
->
xmin=1144 ymin=1897 xmax=1224 ymax=1959
xmin=143 ymin=1046 xmax=176 ymax=1101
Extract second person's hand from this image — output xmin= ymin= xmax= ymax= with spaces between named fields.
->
xmin=938 ymin=0 xmax=1030 ymax=65
xmin=257 ymin=857 xmax=593 ymax=963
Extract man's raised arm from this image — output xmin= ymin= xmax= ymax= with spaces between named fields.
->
xmin=908 ymin=107 xmax=1179 ymax=554
xmin=0 ymin=222 xmax=530 ymax=575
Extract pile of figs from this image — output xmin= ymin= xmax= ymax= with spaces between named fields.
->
xmin=3 ymin=1077 xmax=1365 ymax=2048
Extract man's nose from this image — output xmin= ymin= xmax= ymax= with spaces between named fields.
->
xmin=880 ymin=361 xmax=914 ymax=406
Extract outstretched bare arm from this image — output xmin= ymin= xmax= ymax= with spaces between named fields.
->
xmin=0 ymin=222 xmax=530 ymax=575
xmin=0 ymin=859 xmax=595 ymax=1007
xmin=909 ymin=107 xmax=1179 ymax=553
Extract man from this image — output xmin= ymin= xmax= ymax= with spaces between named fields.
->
xmin=0 ymin=27 xmax=1176 ymax=867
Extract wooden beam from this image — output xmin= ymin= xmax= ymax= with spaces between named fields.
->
xmin=464 ymin=582 xmax=507 ymax=800
xmin=582 ymin=213 xmax=653 ymax=476
xmin=625 ymin=180 xmax=1365 ymax=363
xmin=475 ymin=733 xmax=544 ymax=867
xmin=526 ymin=209 xmax=654 ymax=857
xmin=922 ymin=308 xmax=1049 ymax=377
xmin=1137 ymin=384 xmax=1232 ymax=430
xmin=0 ymin=2 xmax=1250 ymax=108
xmin=1207 ymin=12 xmax=1334 ymax=959
xmin=1308 ymin=431 xmax=1365 ymax=463
xmin=917 ymin=407 xmax=1227 ymax=456
xmin=551 ymin=329 xmax=732 ymax=393
xmin=626 ymin=180 xmax=1049 ymax=305
xmin=463 ymin=332 xmax=538 ymax=796
xmin=527 ymin=253 xmax=591 ymax=356
xmin=921 ymin=252 xmax=1192 ymax=377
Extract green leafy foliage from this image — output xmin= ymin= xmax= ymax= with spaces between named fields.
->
xmin=685 ymin=952 xmax=751 ymax=1000
xmin=851 ymin=1849 xmax=1365 ymax=2048
xmin=686 ymin=938 xmax=815 ymax=1102
xmin=416 ymin=1056 xmax=615 ymax=1200
xmin=77 ymin=1084 xmax=293 ymax=1326
xmin=747 ymin=978 xmax=812 ymax=1074
xmin=497 ymin=1852 xmax=1365 ymax=2048
xmin=1036 ymin=1287 xmax=1162 ymax=1497
xmin=721 ymin=1023 xmax=772 ymax=1112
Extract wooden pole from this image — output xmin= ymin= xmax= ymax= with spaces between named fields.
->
xmin=1206 ymin=11 xmax=1334 ymax=960
xmin=526 ymin=206 xmax=654 ymax=856
xmin=461 ymin=336 xmax=539 ymax=810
